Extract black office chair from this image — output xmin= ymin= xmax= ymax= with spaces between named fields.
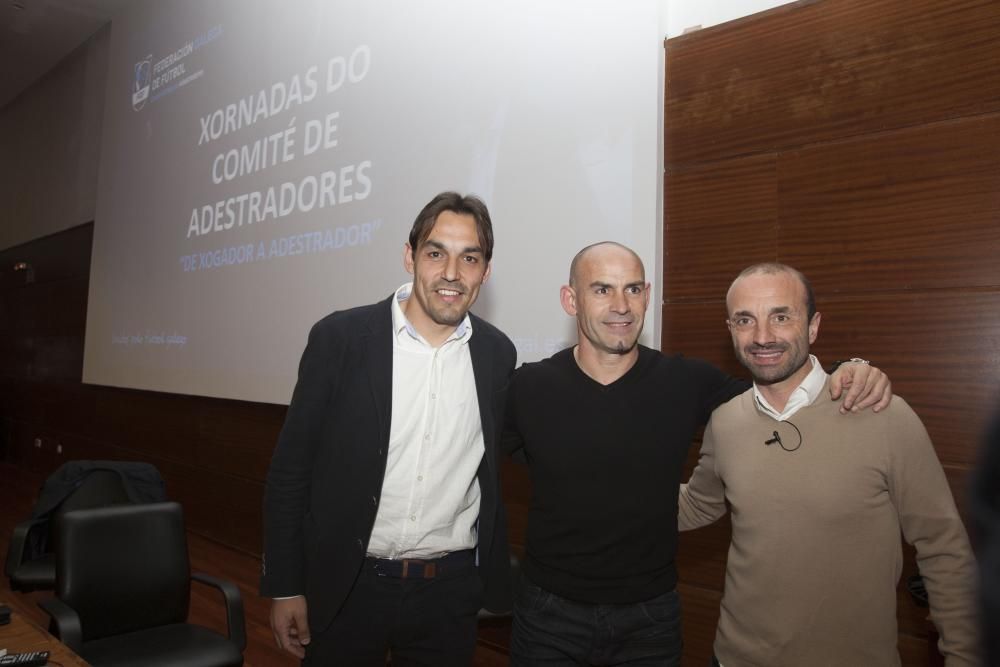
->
xmin=5 ymin=468 xmax=131 ymax=591
xmin=39 ymin=501 xmax=246 ymax=667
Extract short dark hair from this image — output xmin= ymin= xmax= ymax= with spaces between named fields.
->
xmin=408 ymin=192 xmax=495 ymax=263
xmin=732 ymin=262 xmax=816 ymax=319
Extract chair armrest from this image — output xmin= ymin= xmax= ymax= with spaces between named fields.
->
xmin=38 ymin=597 xmax=83 ymax=651
xmin=5 ymin=518 xmax=46 ymax=577
xmin=192 ymin=571 xmax=247 ymax=651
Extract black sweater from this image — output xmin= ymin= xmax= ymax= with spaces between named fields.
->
xmin=504 ymin=345 xmax=746 ymax=603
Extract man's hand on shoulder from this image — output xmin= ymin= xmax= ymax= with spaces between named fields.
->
xmin=828 ymin=360 xmax=892 ymax=414
xmin=271 ymin=596 xmax=311 ymax=659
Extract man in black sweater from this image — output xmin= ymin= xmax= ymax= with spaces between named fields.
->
xmin=503 ymin=242 xmax=891 ymax=666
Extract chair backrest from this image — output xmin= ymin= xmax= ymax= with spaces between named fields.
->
xmin=32 ymin=461 xmax=167 ymax=520
xmin=54 ymin=502 xmax=191 ymax=642
xmin=48 ymin=470 xmax=131 ymax=547
xmin=57 ymin=470 xmax=131 ymax=512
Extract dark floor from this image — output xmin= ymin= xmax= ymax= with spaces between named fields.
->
xmin=0 ymin=461 xmax=511 ymax=666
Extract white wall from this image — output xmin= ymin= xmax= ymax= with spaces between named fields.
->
xmin=0 ymin=26 xmax=109 ymax=252
xmin=666 ymin=0 xmax=796 ymax=38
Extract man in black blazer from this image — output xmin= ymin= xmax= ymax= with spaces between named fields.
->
xmin=261 ymin=192 xmax=516 ymax=665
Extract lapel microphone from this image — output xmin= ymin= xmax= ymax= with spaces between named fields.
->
xmin=763 ymin=422 xmax=802 ymax=452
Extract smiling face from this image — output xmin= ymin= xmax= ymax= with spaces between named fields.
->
xmin=561 ymin=243 xmax=650 ymax=358
xmin=403 ymin=210 xmax=491 ymax=343
xmin=726 ymin=269 xmax=820 ymax=389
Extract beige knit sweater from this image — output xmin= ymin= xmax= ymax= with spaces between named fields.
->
xmin=679 ymin=382 xmax=978 ymax=666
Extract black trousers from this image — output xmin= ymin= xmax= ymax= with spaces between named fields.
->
xmin=510 ymin=576 xmax=682 ymax=666
xmin=303 ymin=559 xmax=483 ymax=666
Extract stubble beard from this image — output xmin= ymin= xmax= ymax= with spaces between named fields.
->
xmin=740 ymin=344 xmax=808 ymax=386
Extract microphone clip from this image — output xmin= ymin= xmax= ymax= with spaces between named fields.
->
xmin=763 ymin=422 xmax=802 ymax=452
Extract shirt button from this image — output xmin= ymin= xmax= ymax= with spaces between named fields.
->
xmin=356 ymin=538 xmax=363 ymax=548
xmin=377 ymin=448 xmax=384 ymax=455
xmin=424 ymin=434 xmax=430 ymax=440
xmin=431 ymin=393 xmax=436 ymax=399
xmin=371 ymin=495 xmax=378 ymax=506
xmin=409 ymin=515 xmax=416 ymax=522
xmin=417 ymin=475 xmax=424 ymax=482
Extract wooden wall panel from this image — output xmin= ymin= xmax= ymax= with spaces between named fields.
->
xmin=2 ymin=416 xmax=268 ymax=554
xmin=1 ymin=225 xmax=92 ymax=283
xmin=661 ymin=301 xmax=737 ymax=375
xmin=816 ymin=292 xmax=1000 ymax=466
xmin=676 ymin=583 xmax=722 ymax=666
xmin=666 ymin=67 xmax=1000 ymax=303
xmin=676 ymin=516 xmax=730 ymax=591
xmin=195 ymin=399 xmax=285 ymax=481
xmin=163 ymin=460 xmax=265 ymax=554
xmin=30 ymin=334 xmax=84 ymax=380
xmin=0 ymin=382 xmax=44 ymax=424
xmin=665 ymin=154 xmax=777 ymax=300
xmin=35 ymin=383 xmax=98 ymax=437
xmin=666 ymin=0 xmax=1000 ymax=166
xmin=500 ymin=459 xmax=531 ymax=554
xmin=0 ymin=226 xmax=90 ymax=385
xmin=91 ymin=389 xmax=201 ymax=462
xmin=779 ymin=115 xmax=1000 ymax=292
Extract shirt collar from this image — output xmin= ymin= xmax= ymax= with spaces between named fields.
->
xmin=753 ymin=354 xmax=827 ymax=421
xmin=391 ymin=282 xmax=472 ymax=347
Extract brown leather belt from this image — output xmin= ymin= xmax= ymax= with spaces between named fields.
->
xmin=366 ymin=549 xmax=476 ymax=579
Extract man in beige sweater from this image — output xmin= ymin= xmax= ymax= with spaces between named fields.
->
xmin=679 ymin=263 xmax=978 ymax=666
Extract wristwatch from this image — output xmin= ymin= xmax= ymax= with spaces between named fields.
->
xmin=829 ymin=357 xmax=870 ymax=372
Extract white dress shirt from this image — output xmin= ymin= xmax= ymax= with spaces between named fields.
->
xmin=753 ymin=354 xmax=828 ymax=421
xmin=365 ymin=283 xmax=484 ymax=559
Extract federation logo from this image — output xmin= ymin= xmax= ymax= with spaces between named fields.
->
xmin=132 ymin=56 xmax=152 ymax=111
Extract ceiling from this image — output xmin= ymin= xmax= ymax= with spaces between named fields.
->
xmin=0 ymin=0 xmax=130 ymax=109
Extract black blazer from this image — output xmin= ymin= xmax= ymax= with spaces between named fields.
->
xmin=260 ymin=295 xmax=516 ymax=631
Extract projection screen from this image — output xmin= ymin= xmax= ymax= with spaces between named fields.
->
xmin=83 ymin=0 xmax=664 ymax=404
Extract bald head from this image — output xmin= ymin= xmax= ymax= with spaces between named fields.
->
xmin=561 ymin=242 xmax=650 ymax=360
xmin=569 ymin=242 xmax=645 ymax=287
xmin=727 ymin=262 xmax=815 ymax=320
